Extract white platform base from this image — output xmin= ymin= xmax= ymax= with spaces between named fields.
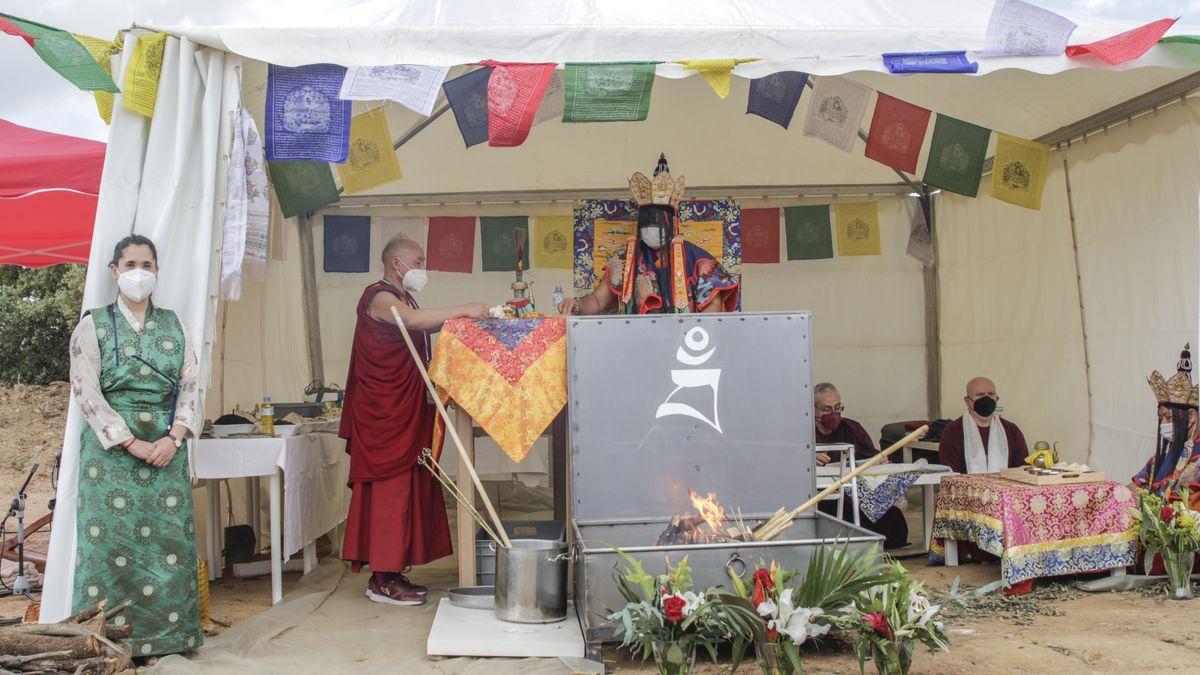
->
xmin=426 ymin=598 xmax=585 ymax=658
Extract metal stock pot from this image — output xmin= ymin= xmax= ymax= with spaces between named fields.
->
xmin=493 ymin=538 xmax=569 ymax=623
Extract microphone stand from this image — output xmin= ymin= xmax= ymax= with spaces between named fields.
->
xmin=7 ymin=461 xmax=40 ymax=599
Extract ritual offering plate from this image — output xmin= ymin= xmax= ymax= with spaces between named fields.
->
xmin=448 ymin=586 xmax=495 ymax=610
xmin=1000 ymin=465 xmax=1106 ymax=486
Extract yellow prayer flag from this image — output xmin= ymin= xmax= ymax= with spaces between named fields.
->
xmin=833 ymin=202 xmax=882 ymax=256
xmin=122 ymin=33 xmax=166 ymax=118
xmin=592 ymin=220 xmax=635 ymax=284
xmin=990 ymin=133 xmax=1051 ymax=211
xmin=680 ymin=220 xmax=724 ymax=263
xmin=337 ymin=107 xmax=403 ymax=195
xmin=677 ymin=59 xmax=758 ymax=99
xmin=533 ymin=216 xmax=573 ymax=269
xmin=74 ymin=33 xmax=120 ymax=124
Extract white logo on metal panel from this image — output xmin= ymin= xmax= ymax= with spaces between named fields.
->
xmin=655 ymin=327 xmax=722 ymax=433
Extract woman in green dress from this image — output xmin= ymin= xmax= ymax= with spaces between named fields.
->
xmin=68 ymin=235 xmax=202 ymax=658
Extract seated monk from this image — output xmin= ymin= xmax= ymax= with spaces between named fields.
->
xmin=812 ymin=382 xmax=909 ymax=550
xmin=938 ymin=376 xmax=1029 ymax=474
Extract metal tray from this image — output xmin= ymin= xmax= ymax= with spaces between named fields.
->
xmin=448 ymin=585 xmax=495 ymax=610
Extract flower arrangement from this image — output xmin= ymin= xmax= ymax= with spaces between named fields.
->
xmin=607 ymin=549 xmax=760 ymax=675
xmin=1131 ymin=488 xmax=1200 ymax=599
xmin=849 ymin=562 xmax=953 ymax=675
xmin=724 ymin=544 xmax=895 ymax=674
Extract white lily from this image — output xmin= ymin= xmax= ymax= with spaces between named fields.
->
xmin=681 ymin=591 xmax=704 ymax=617
xmin=756 ymin=598 xmax=778 ymax=619
xmin=768 ymin=592 xmax=830 ymax=645
xmin=907 ymin=589 xmax=939 ymax=627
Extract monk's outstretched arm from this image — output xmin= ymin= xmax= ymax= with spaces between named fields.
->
xmin=368 ymin=292 xmax=489 ymax=332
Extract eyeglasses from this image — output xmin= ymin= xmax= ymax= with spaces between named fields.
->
xmin=815 ymin=404 xmax=845 ymax=414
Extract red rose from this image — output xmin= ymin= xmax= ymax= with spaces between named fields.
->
xmin=864 ymin=611 xmax=894 ymax=640
xmin=751 ymin=569 xmax=775 ymax=607
xmin=1161 ymin=505 xmax=1176 ymax=523
xmin=662 ymin=595 xmax=687 ymax=623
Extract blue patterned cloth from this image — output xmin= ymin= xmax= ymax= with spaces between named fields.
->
xmin=855 ymin=471 xmax=922 ymax=523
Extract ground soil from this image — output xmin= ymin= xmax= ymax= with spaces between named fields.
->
xmin=1 ymin=384 xmax=1198 ymax=672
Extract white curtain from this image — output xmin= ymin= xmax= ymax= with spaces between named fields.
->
xmin=40 ymin=35 xmax=240 ymax=623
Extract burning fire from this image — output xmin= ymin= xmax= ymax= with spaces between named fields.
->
xmin=689 ymin=489 xmax=727 ymax=535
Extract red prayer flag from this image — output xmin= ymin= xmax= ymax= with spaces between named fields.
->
xmin=1065 ymin=17 xmax=1177 ymax=65
xmin=865 ymin=93 xmax=931 ymax=175
xmin=740 ymin=208 xmax=781 ymax=264
xmin=481 ymin=61 xmax=556 ymax=147
xmin=427 ymin=216 xmax=476 ymax=273
xmin=0 ymin=16 xmax=35 ymax=47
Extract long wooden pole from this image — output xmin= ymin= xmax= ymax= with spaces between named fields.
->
xmin=793 ymin=425 xmax=930 ymax=517
xmin=755 ymin=425 xmax=930 ymax=541
xmin=390 ymin=306 xmax=512 ymax=548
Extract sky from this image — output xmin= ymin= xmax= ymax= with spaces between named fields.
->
xmin=0 ymin=0 xmax=1196 ymax=142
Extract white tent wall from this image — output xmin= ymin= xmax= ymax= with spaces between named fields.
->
xmin=1063 ymin=102 xmax=1200 ymax=480
xmin=936 ymin=99 xmax=1200 ymax=478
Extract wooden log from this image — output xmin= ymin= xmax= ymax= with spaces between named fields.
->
xmin=0 ymin=653 xmax=71 ymax=669
xmin=103 ymin=625 xmax=131 ymax=641
xmin=63 ymin=601 xmax=106 ymax=625
xmin=0 ymin=632 xmax=101 ymax=659
xmin=5 ymin=625 xmax=95 ymax=638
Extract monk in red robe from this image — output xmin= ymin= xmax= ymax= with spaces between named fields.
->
xmin=938 ymin=376 xmax=1028 ymax=475
xmin=340 ymin=235 xmax=489 ymax=606
xmin=812 ymin=383 xmax=909 ymax=549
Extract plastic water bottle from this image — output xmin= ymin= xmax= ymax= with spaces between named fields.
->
xmin=261 ymin=395 xmax=275 ymax=436
xmin=551 ymin=285 xmax=565 ymax=312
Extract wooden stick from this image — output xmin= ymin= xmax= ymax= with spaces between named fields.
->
xmin=758 ymin=425 xmax=930 ymax=541
xmin=390 ymin=306 xmax=512 ymax=548
xmin=419 ymin=453 xmax=503 ymax=546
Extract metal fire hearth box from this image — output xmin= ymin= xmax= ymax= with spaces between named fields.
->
xmin=567 ymin=312 xmax=883 ymax=654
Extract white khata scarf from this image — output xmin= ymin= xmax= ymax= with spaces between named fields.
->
xmin=963 ymin=408 xmax=1009 ymax=474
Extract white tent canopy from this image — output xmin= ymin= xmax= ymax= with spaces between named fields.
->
xmin=41 ymin=0 xmax=1200 ymax=622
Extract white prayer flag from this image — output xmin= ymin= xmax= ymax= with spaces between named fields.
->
xmin=803 ymin=76 xmax=870 ymax=153
xmin=339 ymin=65 xmax=451 ymax=116
xmin=220 ymin=109 xmax=270 ymax=300
xmin=905 ymin=199 xmax=934 ymax=267
xmin=983 ymin=0 xmax=1077 ymax=56
xmin=534 ymin=70 xmax=565 ymax=125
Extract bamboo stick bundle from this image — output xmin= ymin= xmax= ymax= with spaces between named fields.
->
xmin=752 ymin=426 xmax=930 ymax=542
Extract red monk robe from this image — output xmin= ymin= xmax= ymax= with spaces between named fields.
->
xmin=340 ymin=281 xmax=452 ymax=575
xmin=937 ymin=416 xmax=1029 ymax=474
xmin=816 ymin=418 xmax=909 ymax=549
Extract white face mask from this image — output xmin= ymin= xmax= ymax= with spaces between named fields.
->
xmin=117 ymin=268 xmax=157 ymax=302
xmin=639 ymin=228 xmax=664 ymax=250
xmin=1160 ymin=421 xmax=1175 ymax=442
xmin=396 ymin=260 xmax=428 ymax=293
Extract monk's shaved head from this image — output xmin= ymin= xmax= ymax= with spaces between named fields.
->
xmin=381 ymin=235 xmax=424 ymax=268
xmin=966 ymin=377 xmax=996 ymax=398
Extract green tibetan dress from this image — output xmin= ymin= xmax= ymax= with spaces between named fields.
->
xmin=72 ymin=303 xmax=202 ymax=656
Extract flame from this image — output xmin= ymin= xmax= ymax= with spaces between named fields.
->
xmin=689 ymin=489 xmax=727 ymax=534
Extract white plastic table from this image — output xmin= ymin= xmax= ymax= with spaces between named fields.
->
xmin=193 ymin=432 xmax=349 ymax=604
xmin=816 ymin=461 xmax=954 ymax=551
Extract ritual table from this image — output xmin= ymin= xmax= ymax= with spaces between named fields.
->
xmin=932 ymin=473 xmax=1137 ymax=586
xmin=427 ymin=317 xmax=569 ymax=587
xmin=193 ymin=432 xmax=350 ymax=604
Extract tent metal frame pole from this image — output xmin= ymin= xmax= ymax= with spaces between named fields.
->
xmin=921 ymin=190 xmax=941 ymax=422
xmin=296 ymin=212 xmax=326 ymax=388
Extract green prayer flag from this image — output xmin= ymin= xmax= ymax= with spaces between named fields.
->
xmin=1 ymin=13 xmax=119 ymax=92
xmin=922 ymin=114 xmax=991 ymax=198
xmin=784 ymin=205 xmax=833 ymax=260
xmin=563 ymin=62 xmax=656 ymax=123
xmin=480 ymin=216 xmax=531 ymax=272
xmin=268 ymin=160 xmax=339 ymax=219
xmin=1160 ymin=35 xmax=1200 ymax=45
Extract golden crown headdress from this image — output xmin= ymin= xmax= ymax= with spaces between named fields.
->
xmin=1148 ymin=343 xmax=1199 ymax=408
xmin=629 ymin=153 xmax=686 ymax=210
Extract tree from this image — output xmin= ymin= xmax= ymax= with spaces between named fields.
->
xmin=0 ymin=264 xmax=86 ymax=385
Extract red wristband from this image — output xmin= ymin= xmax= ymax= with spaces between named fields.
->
xmin=120 ymin=438 xmax=135 ymax=449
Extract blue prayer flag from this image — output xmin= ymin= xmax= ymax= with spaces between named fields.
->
xmin=442 ymin=67 xmax=492 ymax=148
xmin=746 ymin=71 xmax=809 ymax=129
xmin=323 ymin=215 xmax=371 ymax=273
xmin=266 ymin=64 xmax=352 ymax=163
xmin=882 ymin=51 xmax=978 ymax=74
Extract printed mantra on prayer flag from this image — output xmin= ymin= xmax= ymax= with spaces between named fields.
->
xmin=481 ymin=62 xmax=556 ymax=147
xmin=428 ymin=317 xmax=568 ymax=463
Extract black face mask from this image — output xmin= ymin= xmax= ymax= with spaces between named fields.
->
xmin=972 ymin=396 xmax=997 ymax=417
